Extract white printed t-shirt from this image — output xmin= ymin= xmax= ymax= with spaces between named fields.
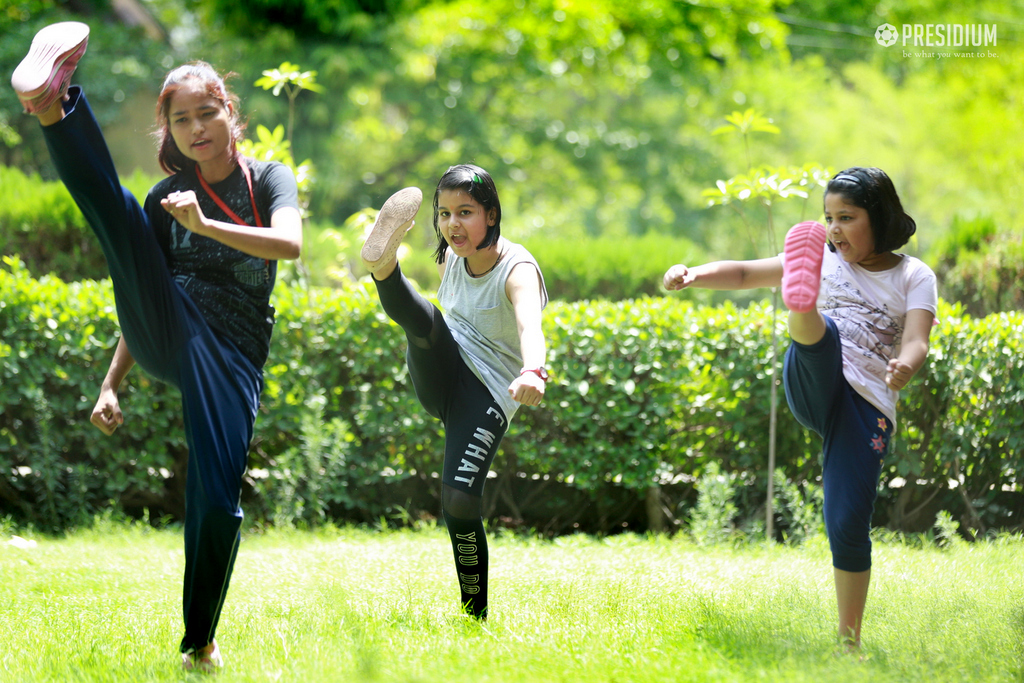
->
xmin=782 ymin=246 xmax=938 ymax=427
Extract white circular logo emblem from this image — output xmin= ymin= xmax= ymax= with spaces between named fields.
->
xmin=875 ymin=23 xmax=899 ymax=47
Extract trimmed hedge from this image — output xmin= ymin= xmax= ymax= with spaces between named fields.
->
xmin=519 ymin=234 xmax=708 ymax=303
xmin=928 ymin=215 xmax=1024 ymax=318
xmin=2 ymin=256 xmax=1022 ymax=534
xmin=0 ymin=165 xmax=157 ymax=282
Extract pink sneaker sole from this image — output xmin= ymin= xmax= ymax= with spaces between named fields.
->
xmin=11 ymin=21 xmax=90 ymax=115
xmin=782 ymin=221 xmax=826 ymax=313
xmin=361 ymin=186 xmax=422 ymax=274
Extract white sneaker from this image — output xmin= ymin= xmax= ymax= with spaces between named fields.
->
xmin=360 ymin=186 xmax=423 ymax=275
xmin=11 ymin=21 xmax=90 ymax=115
xmin=181 ymin=640 xmax=224 ymax=673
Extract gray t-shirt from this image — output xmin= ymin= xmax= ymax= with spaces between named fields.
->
xmin=436 ymin=239 xmax=548 ymax=422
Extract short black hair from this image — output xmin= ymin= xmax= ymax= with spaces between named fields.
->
xmin=825 ymin=167 xmax=916 ymax=254
xmin=432 ymin=164 xmax=502 ymax=264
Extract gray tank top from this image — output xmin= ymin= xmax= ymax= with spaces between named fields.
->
xmin=437 ymin=239 xmax=548 ymax=422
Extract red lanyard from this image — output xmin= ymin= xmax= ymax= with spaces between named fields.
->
xmin=195 ymin=156 xmax=263 ymax=227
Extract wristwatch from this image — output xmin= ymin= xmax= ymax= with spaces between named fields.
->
xmin=520 ymin=366 xmax=549 ymax=382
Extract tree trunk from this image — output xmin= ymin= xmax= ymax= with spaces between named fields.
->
xmin=767 ymin=287 xmax=780 ymax=541
xmin=646 ymin=484 xmax=665 ymax=533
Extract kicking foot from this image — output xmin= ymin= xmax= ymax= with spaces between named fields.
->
xmin=11 ymin=21 xmax=90 ymax=115
xmin=182 ymin=640 xmax=223 ymax=673
xmin=361 ymin=186 xmax=422 ymax=277
xmin=781 ymin=220 xmax=826 ymax=313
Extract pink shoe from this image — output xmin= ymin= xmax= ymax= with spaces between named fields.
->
xmin=181 ymin=640 xmax=224 ymax=673
xmin=781 ymin=221 xmax=826 ymax=313
xmin=11 ymin=21 xmax=90 ymax=115
xmin=361 ymin=186 xmax=423 ymax=275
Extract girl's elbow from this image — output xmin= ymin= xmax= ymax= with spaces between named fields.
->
xmin=281 ymin=239 xmax=302 ymax=260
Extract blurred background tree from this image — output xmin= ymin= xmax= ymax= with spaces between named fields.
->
xmin=1 ymin=0 xmax=1021 ymax=303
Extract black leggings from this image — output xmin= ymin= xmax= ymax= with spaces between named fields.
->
xmin=373 ymin=265 xmax=506 ymax=617
xmin=374 ymin=265 xmax=508 ymax=515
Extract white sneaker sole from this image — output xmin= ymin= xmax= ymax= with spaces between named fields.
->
xmin=11 ymin=21 xmax=90 ymax=113
xmin=361 ymin=186 xmax=423 ymax=274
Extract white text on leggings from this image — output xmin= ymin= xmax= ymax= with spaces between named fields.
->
xmin=456 ymin=531 xmax=481 ymax=599
xmin=454 ymin=427 xmax=496 ymax=488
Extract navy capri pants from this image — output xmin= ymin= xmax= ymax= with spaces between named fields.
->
xmin=783 ymin=315 xmax=891 ymax=573
xmin=42 ymin=87 xmax=262 ymax=653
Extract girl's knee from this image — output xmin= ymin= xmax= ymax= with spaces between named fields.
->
xmin=442 ymin=485 xmax=482 ymax=520
xmin=832 ymin=552 xmax=872 ymax=573
xmin=826 ymin=517 xmax=872 ymax=572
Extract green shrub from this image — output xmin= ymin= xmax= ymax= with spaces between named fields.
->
xmin=0 ymin=165 xmax=162 ymax=282
xmin=772 ymin=468 xmax=824 ymax=544
xmin=888 ymin=303 xmax=1024 ymax=533
xmin=936 ymin=240 xmax=1024 ymax=317
xmin=928 ymin=215 xmax=998 ymax=262
xmin=688 ymin=462 xmax=739 ymax=546
xmin=933 ymin=510 xmax=963 ymax=548
xmin=521 ymin=234 xmax=709 ymax=302
xmin=928 ymin=215 xmax=1024 ymax=317
xmin=2 ymin=258 xmax=1022 ymax=535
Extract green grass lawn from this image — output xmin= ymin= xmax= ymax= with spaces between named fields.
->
xmin=1 ymin=521 xmax=1022 ymax=682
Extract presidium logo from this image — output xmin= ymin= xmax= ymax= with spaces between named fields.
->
xmin=875 ymin=24 xmax=899 ymax=47
xmin=874 ymin=22 xmax=997 ymax=48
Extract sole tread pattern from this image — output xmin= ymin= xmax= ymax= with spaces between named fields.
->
xmin=781 ymin=221 xmax=827 ymax=313
xmin=11 ymin=22 xmax=90 ymax=114
xmin=361 ymin=187 xmax=423 ymax=274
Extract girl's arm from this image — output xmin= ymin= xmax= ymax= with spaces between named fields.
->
xmin=161 ymin=192 xmax=303 ymax=261
xmin=663 ymin=257 xmax=783 ymax=291
xmin=505 ymin=262 xmax=547 ymax=407
xmin=885 ymin=308 xmax=934 ymax=390
xmin=90 ymin=336 xmax=136 ymax=435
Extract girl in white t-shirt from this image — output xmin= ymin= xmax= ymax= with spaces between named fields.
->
xmin=663 ymin=167 xmax=937 ymax=650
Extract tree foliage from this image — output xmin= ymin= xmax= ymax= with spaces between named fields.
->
xmin=0 ymin=4 xmax=171 ymax=171
xmin=308 ymin=0 xmax=789 ymax=248
xmin=4 ymin=0 xmax=1022 ymax=276
xmin=192 ymin=0 xmax=417 ymax=39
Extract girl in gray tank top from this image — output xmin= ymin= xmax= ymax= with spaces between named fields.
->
xmin=361 ymin=164 xmax=548 ymax=619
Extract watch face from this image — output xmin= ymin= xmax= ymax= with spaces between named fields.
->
xmin=523 ymin=367 xmax=548 ymax=381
